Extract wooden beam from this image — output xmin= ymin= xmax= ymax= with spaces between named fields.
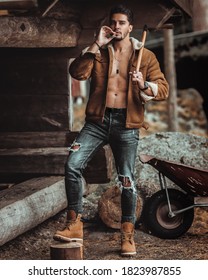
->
xmin=156 ymin=7 xmax=176 ymax=29
xmin=173 ymin=0 xmax=193 ymax=16
xmin=0 ymin=0 xmax=184 ymax=47
xmin=0 ymin=17 xmax=80 ymax=47
xmin=0 ymin=131 xmax=113 ymax=184
xmin=42 ymin=0 xmax=60 ymax=17
xmin=0 ymin=176 xmax=66 ymax=246
xmin=0 ymin=131 xmax=77 ymax=148
xmin=163 ymin=29 xmax=178 ymax=131
xmin=0 ymin=145 xmax=112 ymax=184
xmin=0 ymin=0 xmax=37 ymax=9
xmin=192 ymin=0 xmax=208 ymax=31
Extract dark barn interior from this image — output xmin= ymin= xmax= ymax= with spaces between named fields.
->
xmin=146 ymin=31 xmax=208 ymax=120
xmin=176 ymin=56 xmax=208 ymax=119
xmin=0 ymin=48 xmax=70 ymax=133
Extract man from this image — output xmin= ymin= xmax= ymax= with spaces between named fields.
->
xmin=53 ymin=4 xmax=169 ymax=256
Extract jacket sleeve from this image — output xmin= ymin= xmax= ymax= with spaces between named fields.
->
xmin=142 ymin=49 xmax=169 ymax=101
xmin=69 ymin=51 xmax=96 ymax=81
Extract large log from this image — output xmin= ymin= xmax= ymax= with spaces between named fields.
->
xmin=98 ymin=185 xmax=143 ymax=229
xmin=0 ymin=176 xmax=66 ymax=246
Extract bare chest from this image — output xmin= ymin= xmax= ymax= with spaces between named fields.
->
xmin=111 ymin=51 xmax=131 ymax=77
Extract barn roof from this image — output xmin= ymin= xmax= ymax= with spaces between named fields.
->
xmin=0 ymin=0 xmax=190 ymax=47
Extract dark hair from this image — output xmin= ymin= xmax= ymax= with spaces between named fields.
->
xmin=109 ymin=4 xmax=134 ymax=25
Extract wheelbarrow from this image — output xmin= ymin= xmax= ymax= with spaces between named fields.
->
xmin=139 ymin=154 xmax=208 ymax=239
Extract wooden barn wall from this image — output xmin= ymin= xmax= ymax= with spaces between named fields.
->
xmin=0 ymin=48 xmax=71 ymax=132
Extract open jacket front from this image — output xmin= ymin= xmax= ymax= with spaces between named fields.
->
xmin=69 ymin=37 xmax=169 ymax=129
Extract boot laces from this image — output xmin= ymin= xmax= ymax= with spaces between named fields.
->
xmin=61 ymin=216 xmax=80 ymax=230
xmin=121 ymin=231 xmax=134 ymax=244
xmin=65 ymin=218 xmax=78 ymax=229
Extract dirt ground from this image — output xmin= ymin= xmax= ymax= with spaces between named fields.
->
xmin=0 ymin=207 xmax=208 ymax=260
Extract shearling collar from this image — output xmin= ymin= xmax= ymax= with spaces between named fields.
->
xmin=107 ymin=37 xmax=143 ymax=51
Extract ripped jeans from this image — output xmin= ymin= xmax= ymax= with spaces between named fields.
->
xmin=65 ymin=107 xmax=139 ymax=224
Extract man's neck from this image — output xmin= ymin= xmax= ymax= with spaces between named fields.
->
xmin=113 ymin=37 xmax=131 ymax=52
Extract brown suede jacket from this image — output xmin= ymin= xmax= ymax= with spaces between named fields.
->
xmin=69 ymin=37 xmax=169 ymax=129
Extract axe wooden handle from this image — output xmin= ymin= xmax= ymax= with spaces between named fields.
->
xmin=136 ymin=25 xmax=148 ymax=71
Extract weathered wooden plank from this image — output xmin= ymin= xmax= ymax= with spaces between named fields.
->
xmin=0 ymin=17 xmax=80 ymax=47
xmin=0 ymin=95 xmax=69 ymax=132
xmin=0 ymin=176 xmax=66 ymax=246
xmin=0 ymin=131 xmax=78 ymax=148
xmin=0 ymin=131 xmax=113 ymax=183
xmin=0 ymin=0 xmax=37 ymax=10
xmin=0 ymin=145 xmax=113 ymax=184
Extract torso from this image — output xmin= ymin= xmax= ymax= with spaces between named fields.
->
xmin=106 ymin=45 xmax=133 ymax=108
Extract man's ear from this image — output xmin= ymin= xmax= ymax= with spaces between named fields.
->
xmin=129 ymin=25 xmax=133 ymax=33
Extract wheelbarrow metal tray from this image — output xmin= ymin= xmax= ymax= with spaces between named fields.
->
xmin=140 ymin=154 xmax=208 ymax=197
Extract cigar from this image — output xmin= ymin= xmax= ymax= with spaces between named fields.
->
xmin=106 ymin=33 xmax=115 ymax=38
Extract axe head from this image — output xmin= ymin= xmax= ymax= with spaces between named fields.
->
xmin=143 ymin=24 xmax=148 ymax=32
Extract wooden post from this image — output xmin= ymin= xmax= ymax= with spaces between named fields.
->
xmin=50 ymin=242 xmax=83 ymax=260
xmin=163 ymin=28 xmax=178 ymax=131
xmin=174 ymin=0 xmax=208 ymax=31
xmin=192 ymin=0 xmax=208 ymax=31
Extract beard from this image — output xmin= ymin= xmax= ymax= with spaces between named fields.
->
xmin=113 ymin=30 xmax=129 ymax=41
xmin=114 ymin=36 xmax=123 ymax=41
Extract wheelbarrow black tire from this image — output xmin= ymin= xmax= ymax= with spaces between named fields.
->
xmin=143 ymin=189 xmax=194 ymax=239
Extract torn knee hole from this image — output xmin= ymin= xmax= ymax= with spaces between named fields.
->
xmin=119 ymin=175 xmax=132 ymax=187
xmin=68 ymin=142 xmax=81 ymax=152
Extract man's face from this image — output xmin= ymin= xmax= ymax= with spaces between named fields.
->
xmin=110 ymin=13 xmax=133 ymax=41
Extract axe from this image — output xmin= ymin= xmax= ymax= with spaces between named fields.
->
xmin=136 ymin=24 xmax=148 ymax=71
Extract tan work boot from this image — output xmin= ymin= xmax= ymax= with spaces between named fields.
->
xmin=53 ymin=210 xmax=83 ymax=243
xmin=121 ymin=222 xmax=136 ymax=256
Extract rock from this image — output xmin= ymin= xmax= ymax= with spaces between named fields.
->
xmin=136 ymin=132 xmax=208 ymax=197
xmin=144 ymin=88 xmax=208 ymax=138
xmin=177 ymin=88 xmax=208 ymax=136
